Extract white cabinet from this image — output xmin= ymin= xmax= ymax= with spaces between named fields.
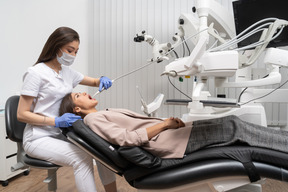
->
xmin=0 ymin=113 xmax=26 ymax=186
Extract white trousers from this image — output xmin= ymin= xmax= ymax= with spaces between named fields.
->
xmin=23 ymin=134 xmax=116 ymax=192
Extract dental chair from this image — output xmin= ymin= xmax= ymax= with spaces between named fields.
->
xmin=5 ymin=95 xmax=60 ymax=192
xmin=65 ymin=120 xmax=288 ymax=192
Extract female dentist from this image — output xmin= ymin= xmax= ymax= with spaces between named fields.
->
xmin=17 ymin=27 xmax=116 ymax=192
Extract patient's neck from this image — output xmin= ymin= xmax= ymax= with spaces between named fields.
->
xmin=83 ymin=108 xmax=97 ymax=117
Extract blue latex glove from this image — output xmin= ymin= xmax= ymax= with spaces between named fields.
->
xmin=99 ymin=76 xmax=112 ymax=92
xmin=55 ymin=113 xmax=82 ymax=128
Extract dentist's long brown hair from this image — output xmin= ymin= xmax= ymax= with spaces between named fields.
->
xmin=35 ymin=27 xmax=79 ymax=65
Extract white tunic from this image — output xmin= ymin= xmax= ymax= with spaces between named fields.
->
xmin=21 ymin=63 xmax=84 ymax=141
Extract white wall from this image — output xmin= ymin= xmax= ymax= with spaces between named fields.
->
xmin=0 ymin=0 xmax=94 ymax=108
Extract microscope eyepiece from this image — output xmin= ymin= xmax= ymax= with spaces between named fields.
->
xmin=134 ymin=36 xmax=145 ymax=42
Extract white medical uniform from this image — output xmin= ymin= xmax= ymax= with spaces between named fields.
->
xmin=21 ymin=63 xmax=115 ymax=192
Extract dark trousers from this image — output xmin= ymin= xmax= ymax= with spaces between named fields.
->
xmin=185 ymin=115 xmax=288 ymax=154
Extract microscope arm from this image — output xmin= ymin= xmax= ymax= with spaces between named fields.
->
xmin=134 ymin=31 xmax=171 ymax=62
xmin=217 ymin=66 xmax=281 ymax=88
xmin=218 ymin=48 xmax=288 ymax=88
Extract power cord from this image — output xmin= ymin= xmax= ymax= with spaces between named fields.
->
xmin=238 ymin=74 xmax=269 ymax=102
xmin=168 ymin=76 xmax=192 ymax=100
xmin=240 ymin=78 xmax=288 ymax=106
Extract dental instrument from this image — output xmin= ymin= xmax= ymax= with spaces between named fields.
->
xmin=92 ymin=60 xmax=155 ymax=97
xmin=92 ymin=79 xmax=115 ymax=97
xmin=92 ymin=27 xmax=207 ymax=98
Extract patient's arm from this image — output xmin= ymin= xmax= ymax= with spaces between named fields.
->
xmin=146 ymin=117 xmax=185 ymax=139
xmin=85 ymin=114 xmax=185 ymax=147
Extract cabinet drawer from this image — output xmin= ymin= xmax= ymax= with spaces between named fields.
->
xmin=5 ymin=138 xmax=17 ymax=157
xmin=5 ymin=155 xmax=25 ymax=179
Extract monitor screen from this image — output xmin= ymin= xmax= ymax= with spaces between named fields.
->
xmin=232 ymin=0 xmax=288 ymax=48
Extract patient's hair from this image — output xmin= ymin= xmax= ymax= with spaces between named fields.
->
xmin=59 ymin=93 xmax=76 ymax=116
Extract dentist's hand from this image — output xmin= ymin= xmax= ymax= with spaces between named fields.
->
xmin=99 ymin=76 xmax=112 ymax=92
xmin=55 ymin=113 xmax=82 ymax=128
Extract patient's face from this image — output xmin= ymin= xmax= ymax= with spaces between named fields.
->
xmin=71 ymin=92 xmax=98 ymax=110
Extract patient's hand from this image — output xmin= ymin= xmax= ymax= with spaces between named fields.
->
xmin=146 ymin=117 xmax=185 ymax=140
xmin=164 ymin=117 xmax=185 ymax=129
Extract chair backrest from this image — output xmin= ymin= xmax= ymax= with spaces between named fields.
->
xmin=5 ymin=95 xmax=26 ymax=142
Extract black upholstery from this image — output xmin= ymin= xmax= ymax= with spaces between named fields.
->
xmin=5 ymin=95 xmax=26 ymax=142
xmin=118 ymin=146 xmax=162 ymax=168
xmin=132 ymin=159 xmax=288 ymax=189
xmin=68 ymin=119 xmax=288 ymax=190
xmin=22 ymin=155 xmax=60 ymax=168
xmin=5 ymin=95 xmax=60 ymax=191
xmin=70 ymin=120 xmax=130 ymax=169
xmin=66 ymin=130 xmax=125 ymax=174
xmin=124 ymin=146 xmax=288 ymax=186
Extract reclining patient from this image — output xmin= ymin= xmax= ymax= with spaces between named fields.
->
xmin=59 ymin=92 xmax=288 ymax=159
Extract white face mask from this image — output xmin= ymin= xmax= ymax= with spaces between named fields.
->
xmin=57 ymin=49 xmax=75 ymax=66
